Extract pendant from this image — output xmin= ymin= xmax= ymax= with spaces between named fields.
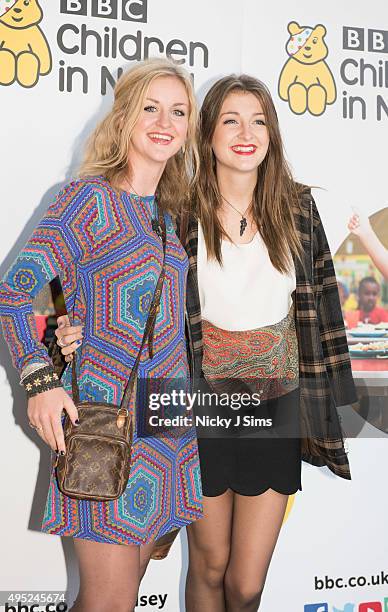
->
xmin=240 ymin=217 xmax=247 ymax=236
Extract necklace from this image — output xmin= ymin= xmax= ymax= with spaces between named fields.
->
xmin=123 ymin=177 xmax=162 ymax=237
xmin=220 ymin=195 xmax=252 ymax=236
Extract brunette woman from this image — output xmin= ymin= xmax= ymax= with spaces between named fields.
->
xmin=0 ymin=59 xmax=203 ymax=612
xmin=182 ymin=75 xmax=357 ymax=612
xmin=57 ymin=74 xmax=357 ymax=611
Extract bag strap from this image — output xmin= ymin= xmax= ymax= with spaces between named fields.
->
xmin=71 ymin=205 xmax=167 ymax=408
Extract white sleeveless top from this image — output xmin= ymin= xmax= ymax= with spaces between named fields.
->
xmin=197 ymin=222 xmax=296 ymax=331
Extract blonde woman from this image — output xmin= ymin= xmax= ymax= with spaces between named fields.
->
xmin=56 ymin=74 xmax=357 ymax=611
xmin=0 ymin=59 xmax=203 ymax=611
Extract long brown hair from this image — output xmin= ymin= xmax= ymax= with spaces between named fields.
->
xmin=193 ymin=74 xmax=306 ymax=272
xmin=79 ymin=58 xmax=199 ymax=215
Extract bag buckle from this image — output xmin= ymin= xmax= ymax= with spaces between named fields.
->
xmin=116 ymin=407 xmax=128 ymax=429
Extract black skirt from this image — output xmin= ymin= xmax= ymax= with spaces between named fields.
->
xmin=195 ymin=383 xmax=302 ymax=497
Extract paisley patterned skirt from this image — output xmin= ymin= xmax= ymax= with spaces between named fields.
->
xmin=197 ymin=303 xmax=302 ymax=496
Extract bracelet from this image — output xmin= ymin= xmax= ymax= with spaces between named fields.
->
xmin=21 ymin=365 xmax=62 ymax=399
xmin=20 ymin=362 xmax=48 ymax=384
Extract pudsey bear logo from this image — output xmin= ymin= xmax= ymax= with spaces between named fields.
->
xmin=278 ymin=21 xmax=336 ymax=116
xmin=0 ymin=0 xmax=52 ymax=87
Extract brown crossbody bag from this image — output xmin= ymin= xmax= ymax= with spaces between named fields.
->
xmin=54 ymin=209 xmax=167 ymax=502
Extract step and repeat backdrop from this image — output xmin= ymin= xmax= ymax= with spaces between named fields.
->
xmin=1 ymin=1 xmax=387 ymax=611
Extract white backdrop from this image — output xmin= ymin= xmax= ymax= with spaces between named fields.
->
xmin=1 ymin=1 xmax=387 ymax=611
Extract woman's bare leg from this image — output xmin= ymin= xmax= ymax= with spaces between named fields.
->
xmin=139 ymin=542 xmax=156 ymax=581
xmin=70 ymin=538 xmax=140 ymax=612
xmin=186 ymin=489 xmax=233 ymax=612
xmin=224 ymin=489 xmax=289 ymax=611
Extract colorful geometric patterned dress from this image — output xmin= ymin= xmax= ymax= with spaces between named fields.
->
xmin=0 ymin=177 xmax=203 ymax=545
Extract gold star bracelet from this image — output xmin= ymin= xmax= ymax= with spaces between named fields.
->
xmin=21 ymin=365 xmax=62 ymax=398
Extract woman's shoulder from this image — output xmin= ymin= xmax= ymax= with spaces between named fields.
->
xmin=61 ymin=175 xmax=114 ymax=195
xmin=290 ymin=182 xmax=323 ymax=228
xmin=53 ymin=176 xmax=117 ymax=211
xmin=294 ymin=182 xmax=313 ymax=208
xmin=44 ymin=176 xmax=118 ymax=223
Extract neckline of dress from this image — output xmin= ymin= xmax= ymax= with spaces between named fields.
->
xmin=94 ymin=176 xmax=156 ymax=201
xmin=198 ymin=222 xmax=259 ymax=247
xmin=124 ymin=191 xmax=155 ymax=202
xmin=222 ymin=231 xmax=260 ymax=247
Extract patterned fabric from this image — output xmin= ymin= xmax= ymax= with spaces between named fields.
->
xmin=201 ymin=301 xmax=299 ymax=401
xmin=0 ymin=177 xmax=203 ymax=545
xmin=287 ymin=27 xmax=313 ymax=55
xmin=21 ymin=365 xmax=61 ymax=398
xmin=0 ymin=0 xmax=17 ymax=18
xmin=176 ymin=186 xmax=358 ymax=480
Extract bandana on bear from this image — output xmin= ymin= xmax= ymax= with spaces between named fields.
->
xmin=0 ymin=0 xmax=17 ymax=18
xmin=287 ymin=28 xmax=312 ymax=55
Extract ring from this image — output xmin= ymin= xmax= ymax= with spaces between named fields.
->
xmin=57 ymin=337 xmax=66 ymax=348
xmin=29 ymin=422 xmax=43 ymax=431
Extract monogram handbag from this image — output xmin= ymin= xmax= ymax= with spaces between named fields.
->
xmin=54 ymin=208 xmax=167 ymax=502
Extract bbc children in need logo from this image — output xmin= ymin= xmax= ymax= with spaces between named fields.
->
xmin=0 ymin=0 xmax=210 ymax=92
xmin=278 ymin=20 xmax=388 ymax=121
xmin=56 ymin=0 xmax=209 ymax=94
xmin=278 ymin=21 xmax=336 ymax=116
xmin=0 ymin=0 xmax=52 ymax=87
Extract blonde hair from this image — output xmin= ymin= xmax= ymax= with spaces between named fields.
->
xmin=79 ymin=58 xmax=199 ymax=214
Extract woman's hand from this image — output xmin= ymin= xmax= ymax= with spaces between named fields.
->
xmin=27 ymin=386 xmax=79 ymax=453
xmin=55 ymin=315 xmax=83 ymax=362
xmin=347 ymin=210 xmax=373 ymax=239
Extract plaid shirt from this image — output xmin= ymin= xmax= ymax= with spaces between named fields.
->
xmin=176 ymin=188 xmax=358 ymax=480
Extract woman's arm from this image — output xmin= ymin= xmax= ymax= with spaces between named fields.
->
xmin=0 ymin=180 xmax=89 ymax=385
xmin=0 ymin=180 xmax=93 ymax=451
xmin=348 ymin=211 xmax=388 ymax=280
xmin=311 ymin=194 xmax=358 ymax=407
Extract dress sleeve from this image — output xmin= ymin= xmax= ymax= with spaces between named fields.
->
xmin=311 ymin=192 xmax=358 ymax=407
xmin=0 ymin=180 xmax=91 ymax=377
